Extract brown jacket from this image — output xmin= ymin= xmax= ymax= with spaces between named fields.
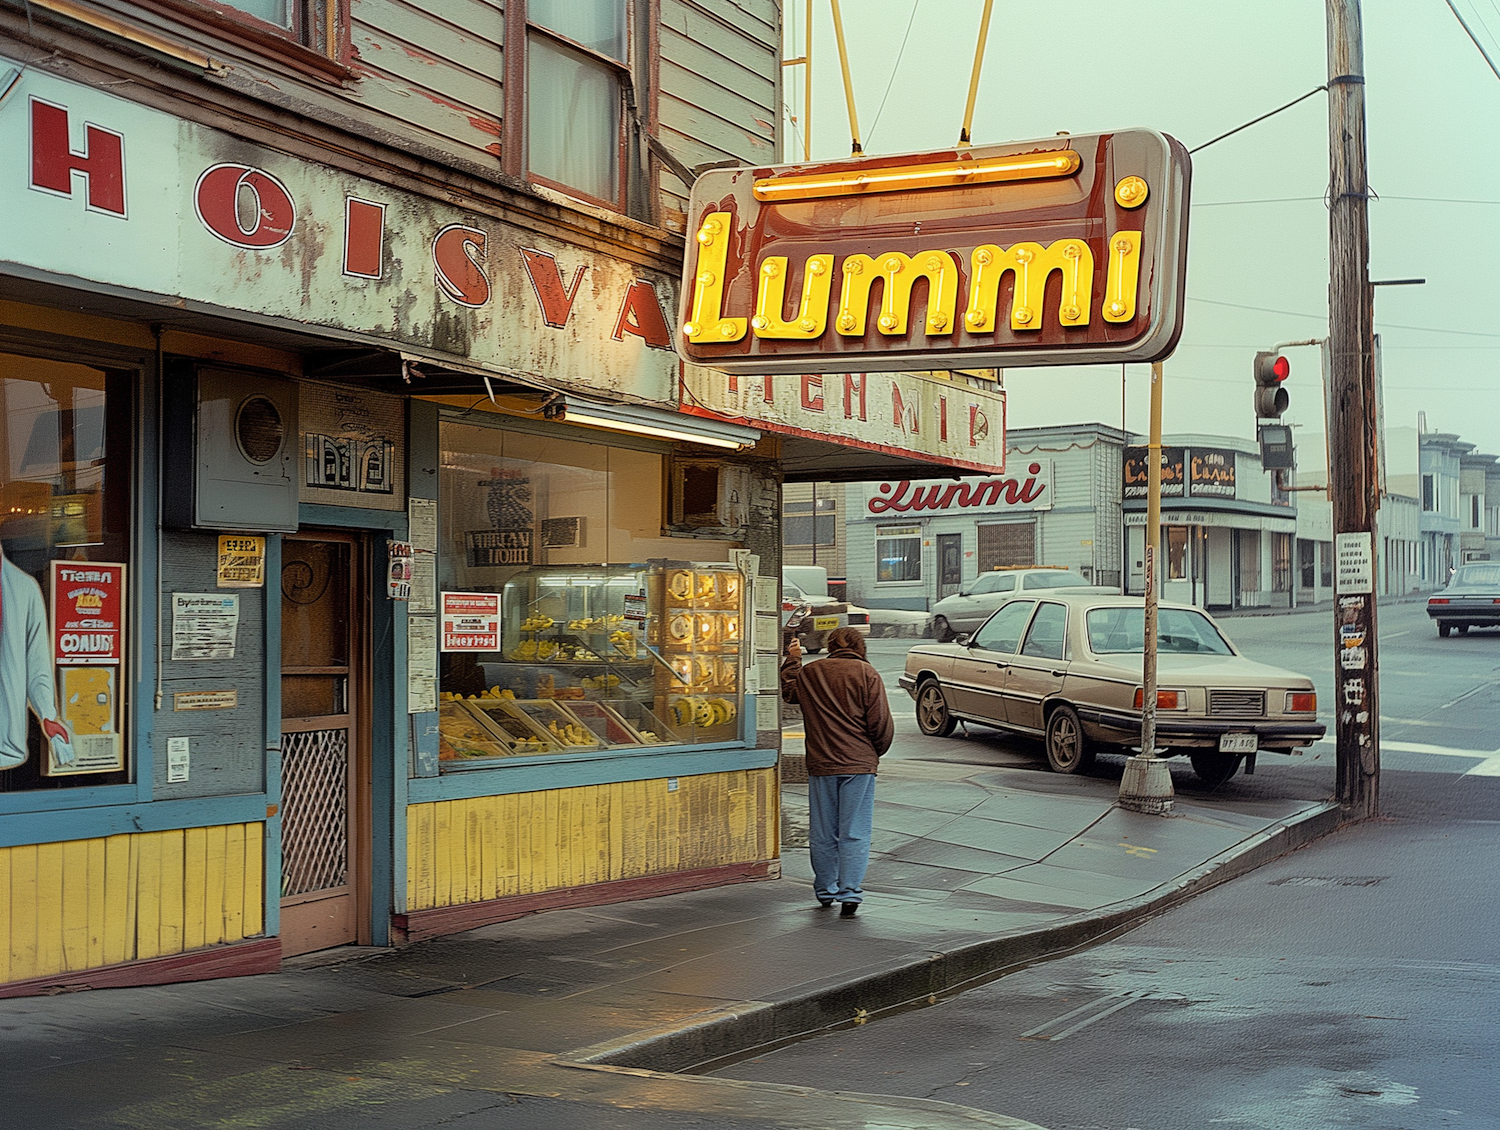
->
xmin=780 ymin=646 xmax=895 ymax=775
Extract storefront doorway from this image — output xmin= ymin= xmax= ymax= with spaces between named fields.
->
xmin=937 ymin=533 xmax=963 ymax=599
xmin=278 ymin=532 xmax=370 ymax=956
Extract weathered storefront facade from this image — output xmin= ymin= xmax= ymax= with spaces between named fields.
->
xmin=0 ymin=0 xmax=804 ymax=994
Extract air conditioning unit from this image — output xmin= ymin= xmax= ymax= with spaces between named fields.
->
xmin=163 ymin=365 xmax=299 ymax=532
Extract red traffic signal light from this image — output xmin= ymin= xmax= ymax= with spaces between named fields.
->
xmin=1254 ymin=351 xmax=1290 ymax=418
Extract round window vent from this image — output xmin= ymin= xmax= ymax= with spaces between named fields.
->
xmin=235 ymin=396 xmax=284 ymax=464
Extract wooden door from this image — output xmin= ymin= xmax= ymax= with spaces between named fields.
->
xmin=278 ymin=533 xmax=369 ymax=956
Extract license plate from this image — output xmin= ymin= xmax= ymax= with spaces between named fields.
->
xmin=1219 ymin=733 xmax=1258 ymax=754
xmin=812 ymin=616 xmax=840 ymax=631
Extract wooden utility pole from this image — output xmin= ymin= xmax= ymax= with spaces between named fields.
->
xmin=1326 ymin=0 xmax=1381 ymax=818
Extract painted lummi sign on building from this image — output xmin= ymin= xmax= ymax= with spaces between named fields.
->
xmin=676 ymin=130 xmax=1191 ymax=374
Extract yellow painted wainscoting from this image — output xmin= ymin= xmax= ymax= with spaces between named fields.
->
xmin=406 ymin=770 xmax=778 ymax=912
xmin=0 ymin=824 xmax=265 ymax=985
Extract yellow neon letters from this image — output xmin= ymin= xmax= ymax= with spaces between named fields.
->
xmin=963 ymin=238 xmax=1093 ymax=334
xmin=682 ymin=211 xmax=747 ymax=344
xmin=752 ymin=254 xmax=834 ymax=339
xmin=1103 ymin=231 xmax=1142 ymax=323
xmin=835 ymin=250 xmax=957 ymax=338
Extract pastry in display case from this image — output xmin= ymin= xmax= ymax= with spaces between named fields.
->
xmin=437 ymin=561 xmax=745 ymax=765
xmin=438 ymin=700 xmax=525 ymax=762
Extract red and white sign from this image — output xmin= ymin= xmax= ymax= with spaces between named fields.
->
xmin=440 ymin=592 xmax=501 ymax=652
xmin=5 ymin=60 xmax=680 ymax=407
xmin=51 ymin=562 xmax=126 ymax=664
xmin=681 ymin=367 xmax=1007 ymax=475
xmin=865 ymin=460 xmax=1053 ymax=515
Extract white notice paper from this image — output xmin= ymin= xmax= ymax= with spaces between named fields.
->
xmin=1335 ymin=532 xmax=1374 ymax=595
xmin=407 ymin=615 xmax=438 ymax=713
xmin=754 ymin=576 xmax=778 ymax=614
xmin=408 ymin=497 xmax=438 ymax=553
xmin=166 ymin=736 xmax=190 ymax=783
xmin=408 ymin=551 xmax=437 ymax=614
xmin=172 ymin=593 xmax=240 ymax=660
xmin=754 ymin=612 xmax=781 ymax=654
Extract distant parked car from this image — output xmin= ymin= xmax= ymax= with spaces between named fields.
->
xmin=783 ymin=580 xmax=848 ymax=654
xmin=928 ymin=567 xmax=1114 ymax=641
xmin=900 ymin=593 xmax=1325 ymax=787
xmin=1427 ymin=563 xmax=1500 ymax=636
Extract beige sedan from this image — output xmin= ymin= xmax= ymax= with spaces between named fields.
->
xmin=899 ymin=593 xmax=1325 ymax=787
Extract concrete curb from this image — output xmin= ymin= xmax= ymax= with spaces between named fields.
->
xmin=565 ymin=800 xmax=1340 ymax=1075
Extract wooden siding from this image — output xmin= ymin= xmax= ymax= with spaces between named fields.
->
xmin=0 ymin=825 xmax=265 ymax=986
xmin=405 ymin=769 xmax=777 ymax=912
xmin=656 ymin=0 xmax=779 ymax=232
xmin=348 ymin=0 xmax=506 ymax=164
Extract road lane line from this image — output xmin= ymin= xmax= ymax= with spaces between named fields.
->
xmin=1440 ymin=681 xmax=1498 ymax=710
xmin=1020 ymin=991 xmax=1146 ymax=1042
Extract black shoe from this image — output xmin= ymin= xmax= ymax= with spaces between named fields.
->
xmin=839 ymin=902 xmax=859 ymax=917
xmin=818 ymin=898 xmax=835 ymax=908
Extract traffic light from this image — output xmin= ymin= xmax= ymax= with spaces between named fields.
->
xmin=1253 ymin=351 xmax=1290 ymax=418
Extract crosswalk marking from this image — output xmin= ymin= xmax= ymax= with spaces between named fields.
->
xmin=1310 ymin=738 xmax=1500 ymax=776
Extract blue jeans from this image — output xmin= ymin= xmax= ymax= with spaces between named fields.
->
xmin=807 ymin=773 xmax=876 ymax=905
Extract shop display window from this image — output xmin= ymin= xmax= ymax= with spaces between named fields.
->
xmin=876 ymin=525 xmax=922 ymax=582
xmin=0 ymin=352 xmax=131 ymax=793
xmin=435 ymin=418 xmax=744 ymax=769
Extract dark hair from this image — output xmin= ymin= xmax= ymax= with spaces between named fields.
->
xmin=826 ymin=627 xmax=867 ymax=657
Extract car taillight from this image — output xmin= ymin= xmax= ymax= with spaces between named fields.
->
xmin=1430 ymin=598 xmax=1450 ymax=604
xmin=848 ymin=613 xmax=869 ymax=625
xmin=782 ymin=600 xmax=796 ymax=612
xmin=1286 ymin=691 xmax=1317 ymax=713
xmin=1133 ymin=688 xmax=1183 ymax=710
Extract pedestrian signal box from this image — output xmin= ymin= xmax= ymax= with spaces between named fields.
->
xmin=1258 ymin=423 xmax=1295 ymax=471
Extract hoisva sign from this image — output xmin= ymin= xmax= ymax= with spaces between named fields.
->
xmin=677 ymin=130 xmax=1190 ymax=374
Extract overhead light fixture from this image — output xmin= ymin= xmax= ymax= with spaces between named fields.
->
xmin=557 ymin=396 xmax=759 ymax=450
xmin=753 ymin=150 xmax=1081 ymax=203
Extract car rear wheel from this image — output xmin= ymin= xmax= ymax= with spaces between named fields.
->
xmin=931 ymin=615 xmax=955 ymax=642
xmin=916 ymin=679 xmax=957 ymax=737
xmin=1190 ymin=751 xmax=1241 ymax=789
xmin=1457 ymin=624 xmax=1470 ymax=635
xmin=1438 ymin=621 xmax=1453 ymax=637
xmin=1044 ymin=704 xmax=1094 ymax=774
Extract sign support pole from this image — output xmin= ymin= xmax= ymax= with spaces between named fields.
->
xmin=1327 ymin=0 xmax=1380 ymax=819
xmin=1119 ymin=360 xmax=1174 ymax=814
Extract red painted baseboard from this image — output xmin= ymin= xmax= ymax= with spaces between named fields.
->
xmin=392 ymin=858 xmax=781 ymax=945
xmin=0 ymin=936 xmax=283 ymax=999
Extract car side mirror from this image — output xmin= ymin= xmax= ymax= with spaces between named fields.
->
xmin=957 ymin=589 xmax=970 ymax=597
xmin=956 ymin=633 xmax=973 ymax=646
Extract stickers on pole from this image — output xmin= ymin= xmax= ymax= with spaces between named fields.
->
xmin=1335 ymin=532 xmax=1373 ymax=594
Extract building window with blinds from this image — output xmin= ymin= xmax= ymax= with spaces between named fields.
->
xmin=525 ymin=0 xmax=629 ymax=209
xmin=783 ymin=498 xmax=836 ymax=547
xmin=876 ymin=526 xmax=922 ymax=583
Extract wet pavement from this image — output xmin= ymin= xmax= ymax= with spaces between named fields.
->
xmin=4 ymin=755 xmax=1333 ymax=1129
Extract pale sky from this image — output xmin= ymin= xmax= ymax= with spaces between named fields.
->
xmin=784 ymin=0 xmax=1500 ymax=461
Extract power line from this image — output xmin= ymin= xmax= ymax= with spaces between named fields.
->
xmin=866 ymin=0 xmax=920 ymax=146
xmin=1445 ymin=0 xmax=1500 ymax=81
xmin=1187 ymin=297 xmax=1500 ymax=339
xmin=1194 ymin=194 xmax=1500 ymax=207
xmin=1189 ymin=85 xmax=1327 ymax=154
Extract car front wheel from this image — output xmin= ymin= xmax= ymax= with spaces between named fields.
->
xmin=931 ymin=615 xmax=955 ymax=643
xmin=916 ymin=679 xmax=957 ymax=737
xmin=1189 ymin=751 xmax=1241 ymax=789
xmin=1044 ymin=704 xmax=1094 ymax=774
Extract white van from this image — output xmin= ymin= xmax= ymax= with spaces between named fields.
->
xmin=782 ymin=565 xmax=830 ymax=600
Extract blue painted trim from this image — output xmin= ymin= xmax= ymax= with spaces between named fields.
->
xmin=0 ymin=793 xmax=270 ymax=849
xmin=367 ymin=547 xmax=400 ymax=946
xmin=298 ymin=503 xmax=409 ymax=533
xmin=0 ymin=782 xmax=142 ymax=817
xmin=407 ymin=747 xmax=779 ymax=804
xmin=262 ymin=534 xmax=283 ymax=938
xmin=132 ymin=356 xmax=160 ymax=804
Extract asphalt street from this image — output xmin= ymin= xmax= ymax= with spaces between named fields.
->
xmin=725 ymin=600 xmax=1500 ymax=1128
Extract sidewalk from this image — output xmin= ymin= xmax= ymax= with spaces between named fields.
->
xmin=4 ymin=757 xmax=1336 ymax=1130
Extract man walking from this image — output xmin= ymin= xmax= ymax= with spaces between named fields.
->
xmin=780 ymin=626 xmax=893 ymax=916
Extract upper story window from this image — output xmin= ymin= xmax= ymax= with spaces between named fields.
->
xmin=519 ymin=0 xmax=630 ymax=210
xmin=1422 ymin=473 xmax=1436 ymax=512
xmin=155 ymin=1 xmax=350 ymax=80
xmin=223 ymin=0 xmax=290 ymax=25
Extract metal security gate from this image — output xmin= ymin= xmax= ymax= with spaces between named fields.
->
xmin=280 ymin=728 xmax=349 ymax=897
xmin=977 ymin=522 xmax=1035 ymax=573
xmin=279 ymin=533 xmax=368 ymax=956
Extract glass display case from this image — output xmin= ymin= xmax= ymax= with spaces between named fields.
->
xmin=437 ymin=561 xmax=745 ymax=768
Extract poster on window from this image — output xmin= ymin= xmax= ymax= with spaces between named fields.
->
xmin=42 ymin=562 xmax=127 ymax=775
xmin=441 ymin=591 xmax=501 ymax=652
xmin=299 ymin=384 xmax=406 ymax=511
